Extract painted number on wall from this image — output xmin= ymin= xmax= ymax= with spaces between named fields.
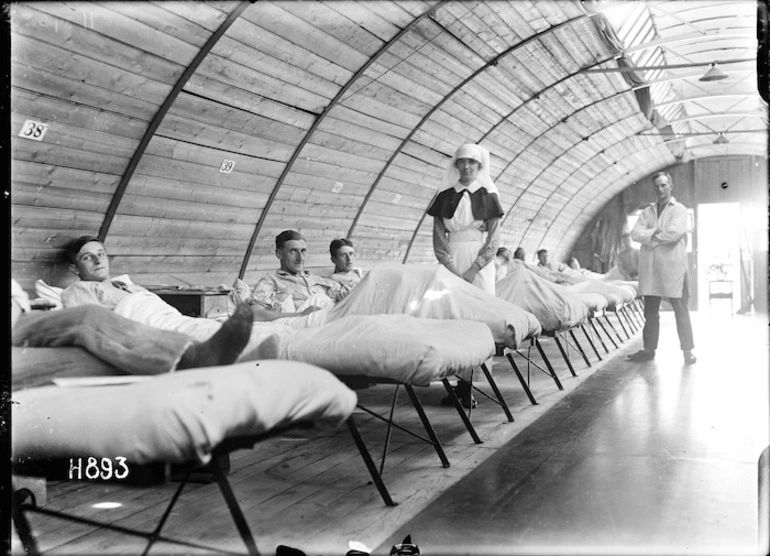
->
xmin=219 ymin=160 xmax=235 ymax=173
xmin=19 ymin=120 xmax=48 ymax=141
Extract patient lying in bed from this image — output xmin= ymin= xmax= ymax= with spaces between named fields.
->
xmin=495 ymin=261 xmax=588 ymax=331
xmin=12 ymin=280 xmax=255 ymax=390
xmin=234 ymin=263 xmax=542 ymax=348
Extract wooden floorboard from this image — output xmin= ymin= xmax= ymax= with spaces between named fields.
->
xmin=13 ymin=327 xmax=631 ymax=556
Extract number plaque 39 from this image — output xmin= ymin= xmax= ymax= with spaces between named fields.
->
xmin=19 ymin=120 xmax=49 ymax=141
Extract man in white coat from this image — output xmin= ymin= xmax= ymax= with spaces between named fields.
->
xmin=628 ymin=171 xmax=696 ymax=365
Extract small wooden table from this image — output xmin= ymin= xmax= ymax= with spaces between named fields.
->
xmin=149 ymin=288 xmax=231 ymax=319
xmin=708 ymin=280 xmax=734 ymax=313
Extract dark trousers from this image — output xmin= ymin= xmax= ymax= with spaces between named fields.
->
xmin=642 ymin=274 xmax=694 ymax=352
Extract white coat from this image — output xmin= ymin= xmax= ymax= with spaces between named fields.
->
xmin=631 ymin=197 xmax=689 ymax=298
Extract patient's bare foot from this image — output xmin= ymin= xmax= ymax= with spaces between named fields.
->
xmin=177 ymin=303 xmax=253 ymax=369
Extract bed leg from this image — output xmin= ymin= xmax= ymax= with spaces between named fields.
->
xmin=346 ymin=416 xmax=397 ymax=506
xmin=441 ymin=379 xmax=483 ymax=444
xmin=620 ymin=306 xmax=635 ymax=333
xmin=623 ymin=306 xmax=639 ymax=333
xmin=634 ymin=299 xmax=645 ymax=322
xmin=580 ymin=324 xmax=602 ymax=361
xmin=615 ymin=308 xmax=631 ymax=339
xmin=404 ymin=385 xmax=452 ymax=465
xmin=596 ymin=316 xmax=619 ymax=349
xmin=604 ymin=314 xmax=625 ymax=344
xmin=380 ymin=386 xmax=401 ymax=475
xmin=590 ymin=317 xmax=612 ymax=352
xmin=505 ymin=352 xmax=538 ymax=405
xmin=626 ymin=301 xmax=641 ymax=327
xmin=12 ymin=488 xmax=40 ymax=556
xmin=553 ymin=334 xmax=578 ymax=377
xmin=568 ymin=328 xmax=592 ymax=368
xmin=142 ymin=470 xmax=192 ymax=556
xmin=212 ymin=456 xmax=261 ymax=556
xmin=535 ymin=339 xmax=564 ymax=390
xmin=479 ymin=362 xmax=514 ymax=422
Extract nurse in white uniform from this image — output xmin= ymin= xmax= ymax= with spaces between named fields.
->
xmin=427 ymin=143 xmax=504 ymax=295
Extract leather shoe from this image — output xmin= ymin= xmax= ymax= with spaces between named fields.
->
xmin=627 ymin=349 xmax=655 ymax=362
xmin=683 ymin=351 xmax=697 ymax=365
xmin=440 ymin=382 xmax=477 ymax=409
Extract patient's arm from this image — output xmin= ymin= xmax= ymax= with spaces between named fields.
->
xmin=250 ymin=305 xmax=320 ymax=322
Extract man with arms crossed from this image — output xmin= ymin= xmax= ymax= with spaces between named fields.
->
xmin=628 ymin=171 xmax=696 ymax=365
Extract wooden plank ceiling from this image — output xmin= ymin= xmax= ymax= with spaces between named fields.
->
xmin=10 ymin=0 xmax=761 ymax=289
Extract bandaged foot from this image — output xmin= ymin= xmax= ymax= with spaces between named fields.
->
xmin=178 ymin=303 xmax=253 ymax=369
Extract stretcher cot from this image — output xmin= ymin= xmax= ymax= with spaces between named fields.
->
xmin=250 ymin=313 xmax=511 ymax=490
xmin=494 ymin=262 xmax=595 ymax=404
xmin=318 ymin=264 xmax=542 ymax=422
xmin=568 ymin=280 xmax=641 ymax=347
xmin=11 ymin=360 xmax=357 ymax=556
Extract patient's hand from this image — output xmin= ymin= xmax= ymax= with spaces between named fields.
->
xmin=251 ymin=306 xmax=281 ymax=322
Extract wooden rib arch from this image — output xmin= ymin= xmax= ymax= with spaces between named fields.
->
xmin=533 ymin=139 xmax=679 ymax=258
xmin=497 ymin=89 xmax=635 ymax=226
xmin=400 ymin=13 xmax=605 ymax=262
xmin=528 ymin=135 xmax=670 ymax=253
xmin=403 ymin=74 xmax=628 ymax=263
xmin=237 ymin=1 xmax=448 ymax=279
xmin=348 ymin=12 xmax=596 ymax=242
xmin=516 ymin=112 xmax=652 ymax=246
xmin=98 ymin=1 xmax=250 ymax=242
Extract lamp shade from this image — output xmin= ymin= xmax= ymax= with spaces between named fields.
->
xmin=699 ymin=63 xmax=728 ymax=82
xmin=713 ymin=132 xmax=730 ymax=144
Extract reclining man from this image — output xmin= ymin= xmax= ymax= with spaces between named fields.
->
xmin=536 ymin=248 xmax=567 ymax=272
xmin=247 ymin=230 xmax=352 ymax=316
xmin=12 ymin=279 xmax=253 ymax=390
xmin=59 ymin=235 xmax=263 ymax=347
xmin=329 ymin=238 xmax=365 ymax=288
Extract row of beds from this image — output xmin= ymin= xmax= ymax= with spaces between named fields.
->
xmin=11 ymin=262 xmax=643 ymax=555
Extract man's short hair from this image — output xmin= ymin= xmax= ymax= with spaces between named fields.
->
xmin=651 ymin=171 xmax=672 ymax=184
xmin=64 ymin=235 xmax=102 ymax=265
xmin=330 ymin=238 xmax=354 ymax=258
xmin=496 ymin=247 xmax=511 ymax=262
xmin=513 ymin=247 xmax=526 ymax=260
xmin=537 ymin=248 xmax=548 ymax=257
xmin=275 ymin=230 xmax=305 ymax=250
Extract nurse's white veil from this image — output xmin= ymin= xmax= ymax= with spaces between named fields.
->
xmin=442 ymin=143 xmax=499 ymax=194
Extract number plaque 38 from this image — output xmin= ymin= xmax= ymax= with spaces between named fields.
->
xmin=19 ymin=120 xmax=49 ymax=141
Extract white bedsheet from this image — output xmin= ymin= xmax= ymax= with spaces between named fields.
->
xmin=496 ymin=261 xmax=587 ymax=332
xmin=567 ymin=280 xmax=636 ymax=307
xmin=111 ymin=290 xmax=494 ymax=383
xmin=325 ymin=264 xmax=541 ymax=348
xmin=250 ymin=314 xmax=495 ymax=386
xmin=12 ymin=360 xmax=356 ymax=466
xmin=113 ymin=290 xmax=294 ymax=357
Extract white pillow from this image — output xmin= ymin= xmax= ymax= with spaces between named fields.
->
xmin=34 ymin=280 xmax=63 ymax=310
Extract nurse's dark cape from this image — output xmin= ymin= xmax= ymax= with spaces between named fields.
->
xmin=427 ymin=187 xmax=504 ymax=220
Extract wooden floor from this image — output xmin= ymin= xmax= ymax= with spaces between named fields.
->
xmin=13 ymin=307 xmax=767 ymax=556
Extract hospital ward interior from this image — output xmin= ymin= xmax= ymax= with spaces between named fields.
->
xmin=6 ymin=1 xmax=770 ymax=555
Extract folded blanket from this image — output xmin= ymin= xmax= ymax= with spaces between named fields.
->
xmin=12 ymin=361 xmax=356 ymax=466
xmin=326 ymin=264 xmax=541 ymax=348
xmin=496 ymin=262 xmax=587 ymax=332
xmin=250 ymin=314 xmax=495 ymax=385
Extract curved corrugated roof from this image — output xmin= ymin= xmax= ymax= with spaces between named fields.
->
xmin=10 ymin=1 xmax=767 ymax=288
